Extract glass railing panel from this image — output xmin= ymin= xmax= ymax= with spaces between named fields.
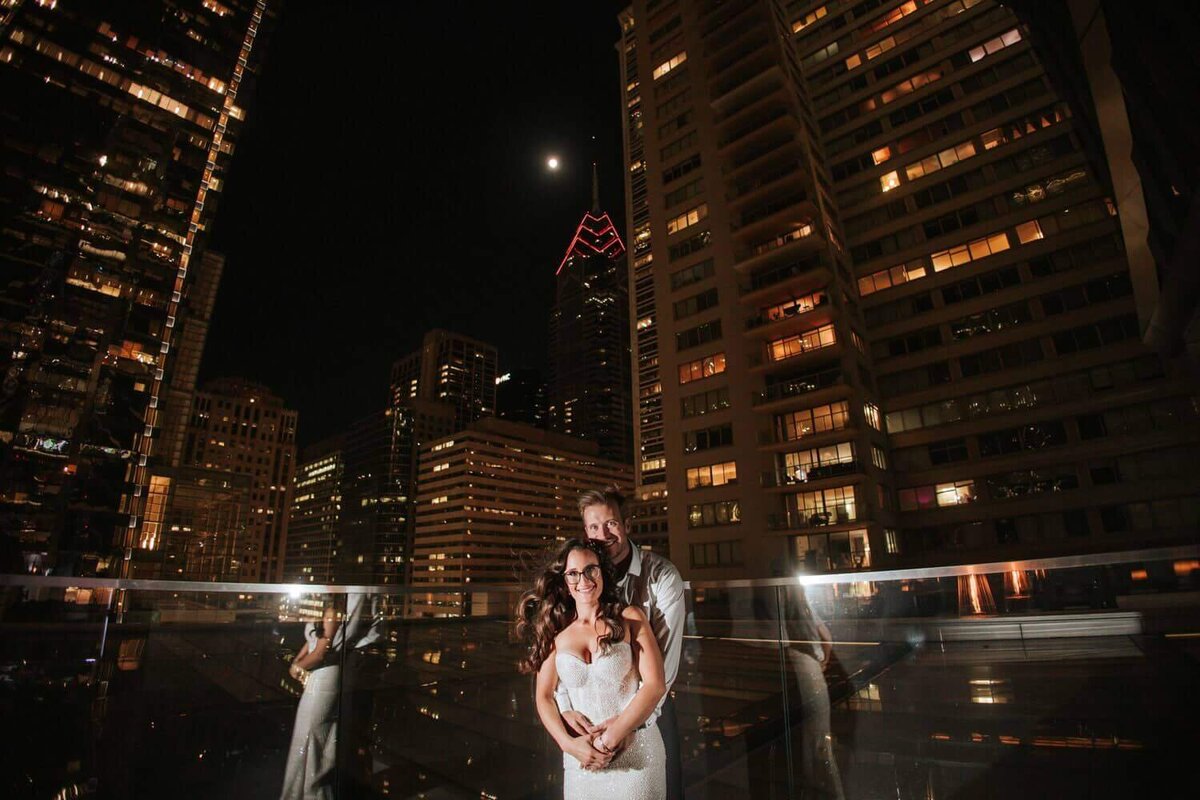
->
xmin=680 ymin=585 xmax=790 ymax=798
xmin=0 ymin=581 xmax=110 ymax=800
xmin=1 ymin=546 xmax=1196 ymax=799
xmin=768 ymin=550 xmax=1200 ymax=799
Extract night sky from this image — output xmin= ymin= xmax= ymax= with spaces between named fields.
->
xmin=205 ymin=2 xmax=627 ymax=446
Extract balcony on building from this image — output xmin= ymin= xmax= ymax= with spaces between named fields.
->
xmin=761 ymin=459 xmax=863 ymax=491
xmin=758 ymin=421 xmax=858 ymax=453
xmin=747 ymin=326 xmax=842 ymax=374
xmin=751 ymin=364 xmax=848 ymax=414
xmin=733 ymin=213 xmax=824 ymax=274
xmin=744 ymin=287 xmax=833 ymax=338
xmin=739 ymin=254 xmax=832 ymax=306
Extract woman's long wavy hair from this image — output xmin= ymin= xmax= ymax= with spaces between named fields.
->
xmin=514 ymin=539 xmax=626 ymax=675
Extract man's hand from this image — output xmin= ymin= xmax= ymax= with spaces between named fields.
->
xmin=561 ymin=710 xmax=595 ymax=737
xmin=590 ymin=716 xmax=629 ymax=757
xmin=565 ymin=735 xmax=613 ymax=771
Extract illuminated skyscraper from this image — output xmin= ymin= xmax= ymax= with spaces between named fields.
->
xmin=390 ymin=329 xmax=498 ymax=431
xmin=616 ymin=0 xmax=1198 ymax=578
xmin=286 ymin=436 xmax=344 ymax=585
xmin=547 ymin=170 xmax=634 ymax=464
xmin=178 ymin=378 xmax=296 ymax=582
xmin=0 ymin=0 xmax=277 ymax=576
xmin=284 ymin=401 xmax=454 ymax=587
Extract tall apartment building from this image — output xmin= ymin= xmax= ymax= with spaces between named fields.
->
xmin=619 ymin=0 xmax=893 ymax=578
xmin=179 ymin=378 xmax=297 ymax=582
xmin=390 ymin=329 xmax=498 ymax=431
xmin=285 ymin=436 xmax=344 ymax=585
xmin=620 ymin=14 xmax=673 ymax=558
xmin=409 ymin=417 xmax=631 ymax=616
xmin=1002 ymin=0 xmax=1200 ymax=363
xmin=0 ymin=1 xmax=277 ymax=576
xmin=547 ymin=175 xmax=634 ymax=463
xmin=617 ymin=0 xmax=1199 ymax=578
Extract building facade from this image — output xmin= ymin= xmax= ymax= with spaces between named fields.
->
xmin=409 ymin=417 xmax=631 ymax=616
xmin=285 ymin=399 xmax=455 ymax=586
xmin=285 ymin=436 xmax=344 ymax=585
xmin=619 ymin=0 xmax=893 ymax=578
xmin=151 ymin=465 xmax=252 ymax=582
xmin=617 ymin=0 xmax=1199 ymax=578
xmin=390 ymin=329 xmax=498 ymax=432
xmin=0 ymin=0 xmax=276 ymax=576
xmin=179 ymin=378 xmax=296 ymax=582
xmin=547 ymin=178 xmax=635 ymax=464
xmin=618 ymin=19 xmax=674 ymax=565
xmin=496 ymin=366 xmax=548 ymax=428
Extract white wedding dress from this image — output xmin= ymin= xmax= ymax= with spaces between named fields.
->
xmin=556 ymin=640 xmax=666 ymax=799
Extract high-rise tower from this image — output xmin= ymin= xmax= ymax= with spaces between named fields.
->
xmin=617 ymin=0 xmax=1199 ymax=578
xmin=0 ymin=1 xmax=277 ymax=576
xmin=390 ymin=329 xmax=498 ymax=431
xmin=547 ymin=168 xmax=634 ymax=464
xmin=178 ymin=378 xmax=297 ymax=582
xmin=619 ymin=0 xmax=892 ymax=578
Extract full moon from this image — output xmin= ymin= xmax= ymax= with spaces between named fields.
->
xmin=547 ymin=156 xmax=560 ymax=170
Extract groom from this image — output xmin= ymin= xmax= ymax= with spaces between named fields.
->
xmin=557 ymin=485 xmax=687 ymax=798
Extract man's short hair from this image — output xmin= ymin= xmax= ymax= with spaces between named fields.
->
xmin=577 ymin=484 xmax=629 ymax=521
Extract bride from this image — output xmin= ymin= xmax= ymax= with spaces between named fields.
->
xmin=516 ymin=539 xmax=667 ymax=799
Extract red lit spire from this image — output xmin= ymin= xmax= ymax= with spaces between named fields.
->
xmin=556 ymin=163 xmax=626 ymax=275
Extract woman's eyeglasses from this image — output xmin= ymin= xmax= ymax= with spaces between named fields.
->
xmin=564 ymin=564 xmax=602 ymax=586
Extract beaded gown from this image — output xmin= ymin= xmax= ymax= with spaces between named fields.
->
xmin=555 ymin=641 xmax=666 ymax=799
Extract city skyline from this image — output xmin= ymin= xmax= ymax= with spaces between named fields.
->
xmin=203 ymin=1 xmax=632 ymax=446
xmin=1 ymin=0 xmax=1196 ymax=585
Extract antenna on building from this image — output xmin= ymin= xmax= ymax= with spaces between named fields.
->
xmin=591 ymin=161 xmax=601 ymax=214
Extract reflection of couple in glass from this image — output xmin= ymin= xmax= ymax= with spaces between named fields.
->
xmin=516 ymin=487 xmax=686 ymax=799
xmin=280 ymin=593 xmax=381 ymax=800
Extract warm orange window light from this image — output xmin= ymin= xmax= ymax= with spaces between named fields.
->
xmin=1173 ymin=560 xmax=1199 ymax=576
xmin=1130 ymin=569 xmax=1149 ymax=581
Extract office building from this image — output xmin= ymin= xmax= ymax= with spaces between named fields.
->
xmin=285 ymin=399 xmax=455 ymax=585
xmin=179 ymin=378 xmax=297 ymax=582
xmin=0 ymin=0 xmax=277 ymax=576
xmin=390 ymin=329 xmax=498 ymax=431
xmin=496 ymin=367 xmax=548 ymax=428
xmin=409 ymin=417 xmax=631 ymax=616
xmin=150 ymin=465 xmax=253 ymax=582
xmin=285 ymin=436 xmax=344 ymax=585
xmin=547 ymin=172 xmax=635 ymax=464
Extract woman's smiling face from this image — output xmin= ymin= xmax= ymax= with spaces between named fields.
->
xmin=564 ymin=547 xmax=603 ymax=604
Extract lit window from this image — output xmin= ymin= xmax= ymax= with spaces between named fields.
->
xmin=871 ymin=146 xmax=892 ymax=166
xmin=678 ymin=353 xmax=726 ymax=384
xmin=792 ymin=5 xmax=827 ymax=33
xmin=653 ymin=51 xmax=687 ymax=80
xmin=686 ymin=460 xmax=738 ymax=489
xmin=769 ymin=324 xmax=837 ymax=361
xmin=667 ymin=203 xmax=708 ymax=235
xmin=863 ymin=402 xmax=882 ymax=431
xmin=884 ymin=528 xmax=900 ymax=554
xmin=1015 ymin=220 xmax=1044 ymax=244
xmin=968 ymin=28 xmax=1022 ymax=63
xmin=880 ymin=171 xmax=900 ymax=192
xmin=935 ymin=480 xmax=976 ymax=507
